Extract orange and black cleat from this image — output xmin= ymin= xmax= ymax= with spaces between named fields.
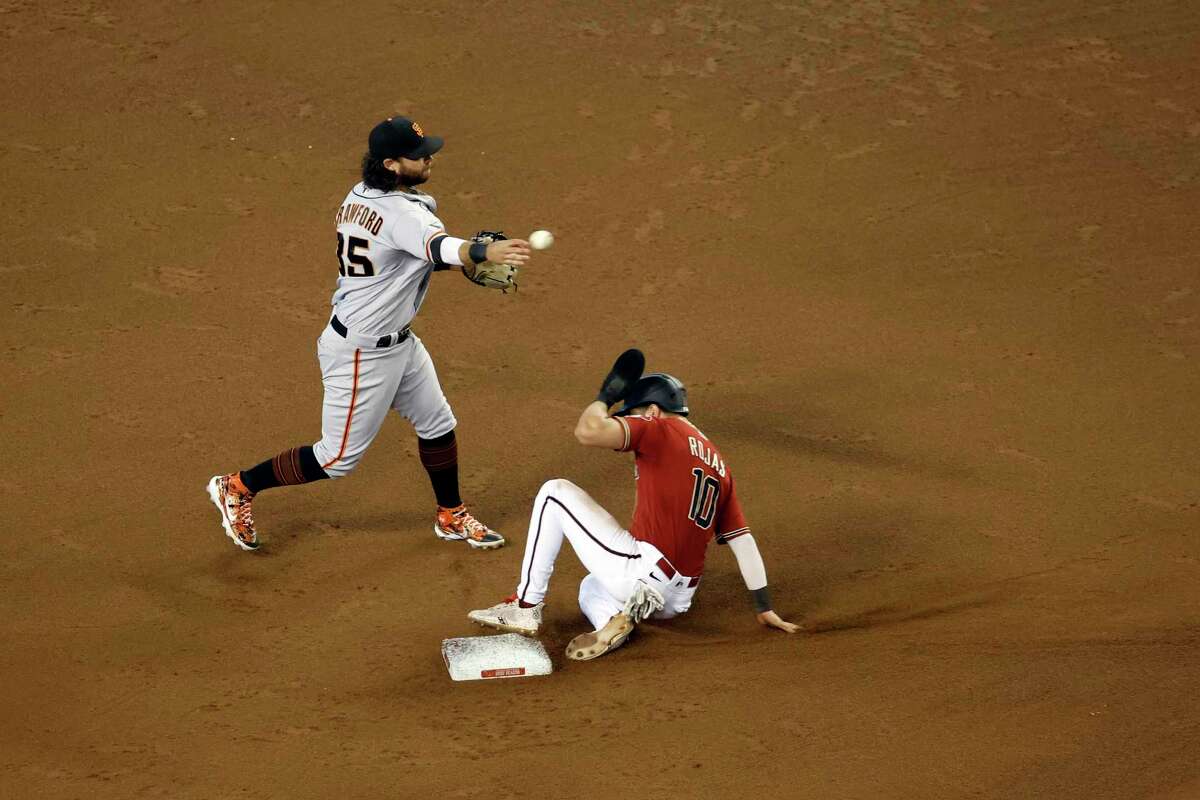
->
xmin=434 ymin=504 xmax=505 ymax=550
xmin=206 ymin=474 xmax=259 ymax=551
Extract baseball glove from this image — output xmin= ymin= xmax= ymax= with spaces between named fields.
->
xmin=596 ymin=348 xmax=645 ymax=406
xmin=465 ymin=230 xmax=518 ymax=292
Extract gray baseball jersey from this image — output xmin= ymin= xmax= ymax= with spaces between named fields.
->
xmin=314 ymin=182 xmax=457 ymax=477
xmin=332 ymin=183 xmax=448 ymax=336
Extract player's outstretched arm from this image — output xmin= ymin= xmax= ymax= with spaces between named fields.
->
xmin=454 ymin=237 xmax=530 ymax=270
xmin=413 ymin=228 xmax=529 ymax=273
xmin=726 ymin=533 xmax=801 ymax=633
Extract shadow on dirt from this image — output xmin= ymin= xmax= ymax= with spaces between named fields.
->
xmin=802 ymin=591 xmax=999 ymax=634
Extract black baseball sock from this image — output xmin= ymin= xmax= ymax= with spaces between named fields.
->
xmin=240 ymin=446 xmax=329 ymax=494
xmin=419 ymin=430 xmax=461 ymax=508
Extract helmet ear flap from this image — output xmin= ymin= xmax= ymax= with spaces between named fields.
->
xmin=660 ymin=373 xmax=688 ymax=415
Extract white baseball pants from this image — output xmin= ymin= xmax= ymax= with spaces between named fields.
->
xmin=312 ymin=327 xmax=456 ymax=478
xmin=516 ymin=479 xmax=700 ymax=630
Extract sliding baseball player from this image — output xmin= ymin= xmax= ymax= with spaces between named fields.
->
xmin=468 ymin=349 xmax=798 ymax=660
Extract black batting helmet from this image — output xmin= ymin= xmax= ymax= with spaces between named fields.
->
xmin=613 ymin=373 xmax=689 ymax=417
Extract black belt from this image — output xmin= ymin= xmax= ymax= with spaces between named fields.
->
xmin=330 ymin=315 xmax=411 ymax=348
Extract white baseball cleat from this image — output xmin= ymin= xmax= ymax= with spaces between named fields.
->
xmin=566 ymin=613 xmax=635 ymax=661
xmin=467 ymin=595 xmax=543 ymax=636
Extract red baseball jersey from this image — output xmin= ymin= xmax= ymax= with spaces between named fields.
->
xmin=615 ymin=414 xmax=750 ymax=576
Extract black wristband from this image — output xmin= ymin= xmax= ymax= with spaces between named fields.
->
xmin=468 ymin=242 xmax=488 ymax=264
xmin=751 ymin=586 xmax=772 ymax=613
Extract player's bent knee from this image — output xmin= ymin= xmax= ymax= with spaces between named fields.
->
xmin=540 ymin=477 xmax=579 ymax=497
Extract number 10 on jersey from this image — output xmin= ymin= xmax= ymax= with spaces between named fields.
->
xmin=688 ymin=468 xmax=720 ymax=529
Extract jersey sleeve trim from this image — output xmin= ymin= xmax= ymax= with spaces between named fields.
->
xmin=716 ymin=526 xmax=751 ymax=545
xmin=425 ymin=230 xmax=448 ymax=264
xmin=615 ymin=416 xmax=631 ymax=451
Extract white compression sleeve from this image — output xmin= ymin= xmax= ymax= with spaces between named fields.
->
xmin=438 ymin=235 xmax=469 ymax=266
xmin=727 ymin=533 xmax=767 ymax=591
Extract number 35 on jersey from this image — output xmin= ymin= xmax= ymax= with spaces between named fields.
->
xmin=336 ymin=233 xmax=375 ymax=277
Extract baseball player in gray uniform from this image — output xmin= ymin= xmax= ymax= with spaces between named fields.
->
xmin=207 ymin=116 xmax=531 ymax=552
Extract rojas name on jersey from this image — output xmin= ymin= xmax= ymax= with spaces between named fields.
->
xmin=687 ymin=436 xmax=726 ymax=477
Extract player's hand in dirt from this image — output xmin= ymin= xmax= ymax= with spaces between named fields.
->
xmin=757 ymin=610 xmax=801 ymax=633
xmin=487 ymin=238 xmax=531 ymax=266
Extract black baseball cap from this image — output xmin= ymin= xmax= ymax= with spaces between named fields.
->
xmin=368 ymin=116 xmax=444 ymax=160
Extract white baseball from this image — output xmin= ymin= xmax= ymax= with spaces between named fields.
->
xmin=529 ymin=230 xmax=554 ymax=250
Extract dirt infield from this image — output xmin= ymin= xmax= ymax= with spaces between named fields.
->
xmin=2 ymin=2 xmax=1198 ymax=798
